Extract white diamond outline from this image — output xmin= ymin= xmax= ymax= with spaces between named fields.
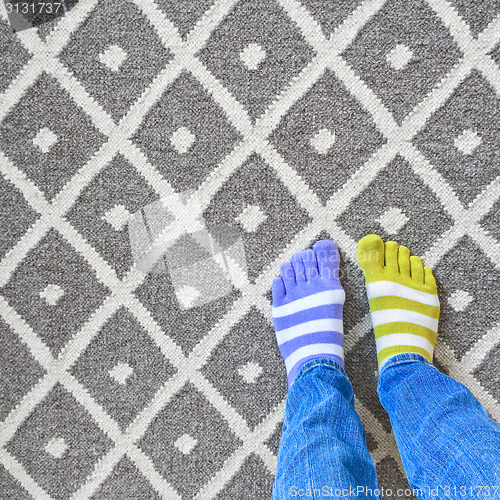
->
xmin=0 ymin=0 xmax=499 ymax=499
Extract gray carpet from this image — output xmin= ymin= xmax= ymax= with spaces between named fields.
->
xmin=1 ymin=0 xmax=500 ymax=498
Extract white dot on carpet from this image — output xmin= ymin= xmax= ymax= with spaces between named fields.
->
xmin=40 ymin=284 xmax=64 ymax=306
xmin=102 ymin=204 xmax=132 ymax=231
xmin=386 ymin=44 xmax=413 ymax=71
xmin=238 ymin=361 xmax=263 ymax=383
xmin=174 ymin=433 xmax=198 ymax=455
xmin=240 ymin=43 xmax=266 ymax=70
xmin=99 ymin=45 xmax=127 ymax=72
xmin=377 ymin=207 xmax=409 ymax=235
xmin=33 ymin=127 xmax=58 ymax=153
xmin=109 ymin=362 xmax=134 ymax=385
xmin=45 ymin=437 xmax=68 ymax=459
xmin=454 ymin=129 xmax=482 ymax=156
xmin=176 ymin=285 xmax=201 ymax=309
xmin=170 ymin=126 xmax=196 ymax=154
xmin=448 ymin=289 xmax=474 ymax=312
xmin=310 ymin=128 xmax=335 ymax=155
xmin=237 ymin=204 xmax=267 ymax=233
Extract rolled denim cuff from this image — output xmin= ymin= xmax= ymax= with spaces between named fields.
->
xmin=294 ymin=357 xmax=348 ymax=384
xmin=377 ymin=352 xmax=437 ymax=388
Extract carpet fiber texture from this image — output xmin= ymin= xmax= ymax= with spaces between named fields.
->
xmin=1 ymin=0 xmax=500 ymax=498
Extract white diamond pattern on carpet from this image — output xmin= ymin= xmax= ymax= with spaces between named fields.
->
xmin=1 ymin=1 xmax=500 ymax=499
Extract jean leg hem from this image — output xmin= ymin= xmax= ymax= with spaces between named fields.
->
xmin=377 ymin=352 xmax=436 ymax=388
xmin=294 ymin=357 xmax=348 ymax=384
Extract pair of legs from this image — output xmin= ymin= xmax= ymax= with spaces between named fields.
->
xmin=271 ymin=236 xmax=500 ymax=499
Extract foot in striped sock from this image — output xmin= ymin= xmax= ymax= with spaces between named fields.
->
xmin=357 ymin=234 xmax=440 ymax=371
xmin=272 ymin=240 xmax=346 ymax=387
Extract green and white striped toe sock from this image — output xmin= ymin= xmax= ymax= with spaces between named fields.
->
xmin=357 ymin=234 xmax=440 ymax=370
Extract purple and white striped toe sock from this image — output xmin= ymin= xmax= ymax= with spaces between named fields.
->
xmin=272 ymin=240 xmax=345 ymax=387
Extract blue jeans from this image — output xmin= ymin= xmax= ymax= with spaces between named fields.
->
xmin=273 ymin=353 xmax=500 ymax=499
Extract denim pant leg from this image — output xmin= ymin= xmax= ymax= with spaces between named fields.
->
xmin=272 ymin=359 xmax=380 ymax=500
xmin=378 ymin=352 xmax=500 ymax=497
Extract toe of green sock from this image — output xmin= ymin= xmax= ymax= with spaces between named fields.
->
xmin=357 ymin=234 xmax=385 ymax=275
